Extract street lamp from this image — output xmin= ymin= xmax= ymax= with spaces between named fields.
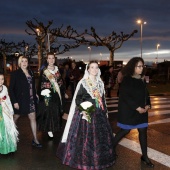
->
xmin=99 ymin=53 xmax=102 ymax=65
xmin=88 ymin=46 xmax=91 ymax=61
xmin=137 ymin=19 xmax=147 ymax=58
xmin=25 ymin=45 xmax=29 ymax=57
xmin=36 ymin=28 xmax=41 ymax=36
xmin=156 ymin=44 xmax=160 ymax=63
xmin=100 ymin=53 xmax=102 ymax=60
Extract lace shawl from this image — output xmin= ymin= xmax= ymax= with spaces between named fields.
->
xmin=61 ymin=65 xmax=106 ymax=143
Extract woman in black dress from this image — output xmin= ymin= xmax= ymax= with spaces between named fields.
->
xmin=57 ymin=60 xmax=116 ymax=170
xmin=113 ymin=57 xmax=154 ymax=168
xmin=9 ymin=56 xmax=41 ymax=147
xmin=37 ymin=52 xmax=65 ymax=138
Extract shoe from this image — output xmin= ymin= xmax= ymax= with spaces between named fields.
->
xmin=48 ymin=131 xmax=53 ymax=138
xmin=141 ymin=156 xmax=154 ymax=168
xmin=32 ymin=140 xmax=42 ymax=148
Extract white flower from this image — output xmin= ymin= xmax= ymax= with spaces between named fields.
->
xmin=79 ymin=101 xmax=94 ymax=123
xmin=80 ymin=101 xmax=93 ymax=110
xmin=41 ymin=89 xmax=51 ymax=97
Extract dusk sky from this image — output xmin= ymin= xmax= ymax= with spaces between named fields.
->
xmin=1 ymin=0 xmax=170 ymax=63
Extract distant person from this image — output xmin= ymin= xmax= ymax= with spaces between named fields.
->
xmin=58 ymin=64 xmax=64 ymax=78
xmin=113 ymin=57 xmax=154 ymax=168
xmin=116 ymin=69 xmax=123 ymax=97
xmin=103 ymin=66 xmax=116 ymax=98
xmin=0 ymin=72 xmax=18 ymax=154
xmin=69 ymin=62 xmax=80 ymax=98
xmin=9 ymin=56 xmax=42 ymax=148
xmin=63 ymin=64 xmax=71 ymax=90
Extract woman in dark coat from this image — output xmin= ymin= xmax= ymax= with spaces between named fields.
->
xmin=9 ymin=56 xmax=41 ymax=147
xmin=113 ymin=57 xmax=154 ymax=168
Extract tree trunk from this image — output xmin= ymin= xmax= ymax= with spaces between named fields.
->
xmin=109 ymin=50 xmax=114 ymax=66
xmin=37 ymin=44 xmax=42 ymax=73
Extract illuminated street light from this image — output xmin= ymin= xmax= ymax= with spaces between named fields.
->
xmin=156 ymin=44 xmax=160 ymax=63
xmin=88 ymin=46 xmax=91 ymax=61
xmin=137 ymin=19 xmax=147 ymax=58
xmin=15 ymin=51 xmax=19 ymax=57
xmin=100 ymin=53 xmax=102 ymax=60
xmin=36 ymin=28 xmax=40 ymax=36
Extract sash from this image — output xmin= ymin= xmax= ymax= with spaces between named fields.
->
xmin=43 ymin=69 xmax=62 ymax=104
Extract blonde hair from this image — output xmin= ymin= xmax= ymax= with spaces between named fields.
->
xmin=18 ymin=56 xmax=28 ymax=67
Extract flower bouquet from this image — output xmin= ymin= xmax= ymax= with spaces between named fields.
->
xmin=41 ymin=89 xmax=51 ymax=106
xmin=79 ymin=101 xmax=95 ymax=123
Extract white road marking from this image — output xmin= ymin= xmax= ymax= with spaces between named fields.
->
xmin=108 ymin=110 xmax=118 ymax=113
xmin=149 ymin=110 xmax=170 ymax=116
xmin=151 ymin=100 xmax=170 ymax=104
xmin=107 ymin=104 xmax=118 ymax=107
xmin=149 ymin=118 xmax=170 ymax=125
xmin=107 ymin=100 xmax=118 ymax=103
xmin=118 ymin=137 xmax=170 ymax=168
xmin=151 ymin=104 xmax=170 ymax=109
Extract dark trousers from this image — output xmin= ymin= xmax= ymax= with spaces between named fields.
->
xmin=113 ymin=127 xmax=148 ymax=158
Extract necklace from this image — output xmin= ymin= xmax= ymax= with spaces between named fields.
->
xmin=48 ymin=65 xmax=55 ymax=71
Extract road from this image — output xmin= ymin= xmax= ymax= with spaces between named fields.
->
xmin=0 ymin=95 xmax=170 ymax=170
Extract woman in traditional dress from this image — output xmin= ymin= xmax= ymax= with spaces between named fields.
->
xmin=0 ymin=73 xmax=18 ymax=154
xmin=9 ymin=56 xmax=41 ymax=148
xmin=37 ymin=52 xmax=65 ymax=138
xmin=57 ymin=60 xmax=116 ymax=170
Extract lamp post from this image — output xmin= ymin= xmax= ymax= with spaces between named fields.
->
xmin=137 ymin=20 xmax=147 ymax=58
xmin=25 ymin=45 xmax=28 ymax=57
xmin=36 ymin=28 xmax=43 ymax=72
xmin=88 ymin=46 xmax=91 ymax=61
xmin=100 ymin=53 xmax=102 ymax=60
xmin=99 ymin=53 xmax=102 ymax=65
xmin=156 ymin=44 xmax=160 ymax=63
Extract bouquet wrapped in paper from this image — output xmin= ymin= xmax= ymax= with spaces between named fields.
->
xmin=79 ymin=101 xmax=95 ymax=123
xmin=41 ymin=89 xmax=51 ymax=106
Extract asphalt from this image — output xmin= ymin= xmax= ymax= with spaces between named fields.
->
xmin=1 ymin=88 xmax=170 ymax=170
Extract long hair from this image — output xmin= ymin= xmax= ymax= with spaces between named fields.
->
xmin=122 ymin=57 xmax=146 ymax=77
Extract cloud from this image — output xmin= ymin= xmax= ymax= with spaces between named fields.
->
xmin=0 ymin=0 xmax=170 ymax=62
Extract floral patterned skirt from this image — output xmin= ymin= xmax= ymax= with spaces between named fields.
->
xmin=56 ymin=108 xmax=116 ymax=170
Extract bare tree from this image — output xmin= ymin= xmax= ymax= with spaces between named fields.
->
xmin=25 ymin=19 xmax=138 ymax=68
xmin=18 ymin=40 xmax=37 ymax=62
xmin=25 ymin=18 xmax=53 ymax=71
xmin=0 ymin=39 xmax=18 ymax=74
xmin=50 ymin=25 xmax=85 ymax=54
xmin=25 ymin=19 xmax=83 ymax=71
xmin=81 ymin=27 xmax=138 ymax=65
